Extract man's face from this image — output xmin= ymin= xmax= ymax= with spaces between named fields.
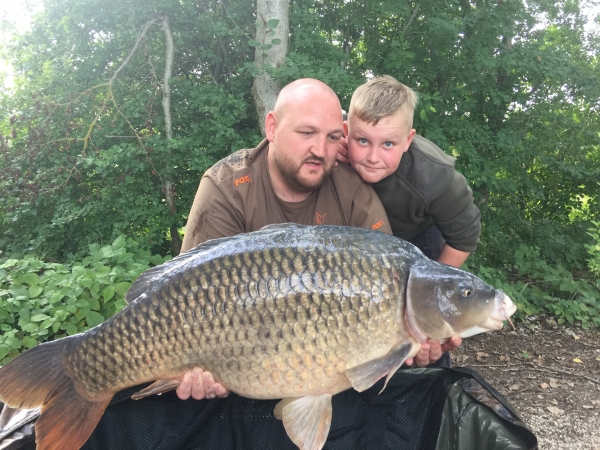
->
xmin=346 ymin=111 xmax=416 ymax=183
xmin=267 ymin=98 xmax=344 ymax=192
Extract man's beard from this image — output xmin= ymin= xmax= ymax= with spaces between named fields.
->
xmin=272 ymin=150 xmax=332 ymax=193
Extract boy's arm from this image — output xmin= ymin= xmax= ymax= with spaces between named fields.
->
xmin=437 ymin=244 xmax=471 ymax=268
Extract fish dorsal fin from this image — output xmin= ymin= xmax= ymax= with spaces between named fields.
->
xmin=125 ymin=236 xmax=233 ymax=304
xmin=274 ymin=394 xmax=333 ymax=450
xmin=345 ymin=342 xmax=415 ymax=393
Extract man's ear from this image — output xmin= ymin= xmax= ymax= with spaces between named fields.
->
xmin=265 ymin=112 xmax=277 ymax=142
xmin=343 ymin=120 xmax=348 ymax=137
xmin=403 ymin=128 xmax=416 ymax=153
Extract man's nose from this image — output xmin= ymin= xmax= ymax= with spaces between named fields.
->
xmin=311 ymin=135 xmax=328 ymax=157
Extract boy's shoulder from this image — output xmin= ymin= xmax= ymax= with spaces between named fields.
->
xmin=395 ymin=135 xmax=457 ymax=200
xmin=407 ymin=135 xmax=455 ymax=168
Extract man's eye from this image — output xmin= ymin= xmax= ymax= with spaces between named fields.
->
xmin=300 ymin=131 xmax=313 ymax=136
xmin=328 ymin=135 xmax=341 ymax=142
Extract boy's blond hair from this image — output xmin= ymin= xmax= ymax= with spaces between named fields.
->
xmin=348 ymin=76 xmax=418 ymax=129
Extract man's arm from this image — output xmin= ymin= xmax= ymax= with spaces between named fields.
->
xmin=181 ymin=176 xmax=244 ymax=253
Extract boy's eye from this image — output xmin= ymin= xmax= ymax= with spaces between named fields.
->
xmin=383 ymin=142 xmax=394 ymax=148
xmin=358 ymin=138 xmax=368 ymax=145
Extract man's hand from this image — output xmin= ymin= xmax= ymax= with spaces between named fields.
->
xmin=405 ymin=335 xmax=462 ymax=367
xmin=176 ymin=368 xmax=230 ymax=400
xmin=335 ymin=136 xmax=350 ymax=165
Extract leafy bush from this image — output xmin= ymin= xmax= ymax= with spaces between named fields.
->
xmin=586 ymin=221 xmax=600 ymax=278
xmin=474 ymin=244 xmax=600 ymax=329
xmin=0 ymin=236 xmax=170 ymax=364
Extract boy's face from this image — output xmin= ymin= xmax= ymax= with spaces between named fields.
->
xmin=345 ymin=110 xmax=416 ymax=183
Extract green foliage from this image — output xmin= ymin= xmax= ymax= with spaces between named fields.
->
xmin=0 ymin=236 xmax=169 ymax=363
xmin=474 ymin=244 xmax=600 ymax=330
xmin=586 ymin=221 xmax=600 ymax=277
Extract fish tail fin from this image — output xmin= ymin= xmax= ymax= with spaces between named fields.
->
xmin=0 ymin=338 xmax=111 ymax=450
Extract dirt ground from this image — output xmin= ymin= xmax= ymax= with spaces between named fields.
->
xmin=451 ymin=316 xmax=600 ymax=450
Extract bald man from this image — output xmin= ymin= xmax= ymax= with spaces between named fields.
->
xmin=175 ymin=78 xmax=392 ymax=401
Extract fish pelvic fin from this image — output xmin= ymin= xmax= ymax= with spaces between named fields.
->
xmin=274 ymin=394 xmax=333 ymax=450
xmin=0 ymin=338 xmax=112 ymax=450
xmin=345 ymin=342 xmax=414 ymax=393
xmin=131 ymin=378 xmax=182 ymax=400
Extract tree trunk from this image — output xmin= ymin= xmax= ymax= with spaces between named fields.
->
xmin=252 ymin=0 xmax=289 ymax=135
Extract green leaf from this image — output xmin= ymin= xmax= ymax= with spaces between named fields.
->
xmin=103 ymin=286 xmax=115 ymax=301
xmin=17 ymin=273 xmax=39 ymax=286
xmin=261 ymin=44 xmax=273 ymax=51
xmin=114 ymin=282 xmax=131 ymax=296
xmin=72 ymin=265 xmax=86 ymax=276
xmin=248 ymin=39 xmax=261 ymax=47
xmin=31 ymin=313 xmax=51 ymax=322
xmin=271 ymin=38 xmax=282 ymax=45
xmin=66 ymin=323 xmax=78 ymax=335
xmin=22 ymin=322 xmax=39 ymax=332
xmin=267 ymin=19 xmax=279 ymax=29
xmin=75 ymin=299 xmax=90 ymax=308
xmin=23 ymin=336 xmax=38 ymax=348
xmin=419 ymin=109 xmax=428 ymax=122
xmin=112 ymin=236 xmax=126 ymax=249
xmin=29 ymin=286 xmax=43 ymax=298
xmin=86 ymin=311 xmax=106 ymax=327
xmin=0 ymin=345 xmax=9 ymax=360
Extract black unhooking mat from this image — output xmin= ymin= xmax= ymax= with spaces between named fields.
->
xmin=0 ymin=367 xmax=537 ymax=450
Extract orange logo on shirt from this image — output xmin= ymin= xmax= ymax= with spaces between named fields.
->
xmin=234 ymin=175 xmax=252 ymax=187
xmin=316 ymin=213 xmax=327 ymax=224
xmin=371 ymin=220 xmax=385 ymax=230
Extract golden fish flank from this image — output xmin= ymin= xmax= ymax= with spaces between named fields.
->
xmin=0 ymin=224 xmax=516 ymax=450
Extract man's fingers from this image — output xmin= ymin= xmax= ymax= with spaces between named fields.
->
xmin=213 ymin=383 xmax=231 ymax=398
xmin=202 ymin=371 xmax=217 ymax=399
xmin=441 ymin=335 xmax=462 ymax=352
xmin=176 ymin=371 xmax=192 ymax=400
xmin=190 ymin=367 xmax=206 ymax=400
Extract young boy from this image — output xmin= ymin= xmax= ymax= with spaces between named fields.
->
xmin=340 ymin=75 xmax=481 ymax=269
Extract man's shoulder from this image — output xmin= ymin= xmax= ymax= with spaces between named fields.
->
xmin=330 ymin=161 xmax=365 ymax=187
xmin=202 ymin=140 xmax=266 ymax=186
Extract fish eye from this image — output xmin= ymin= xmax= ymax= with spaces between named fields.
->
xmin=459 ymin=282 xmax=474 ymax=298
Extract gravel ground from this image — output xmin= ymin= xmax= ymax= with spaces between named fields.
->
xmin=452 ymin=318 xmax=600 ymax=449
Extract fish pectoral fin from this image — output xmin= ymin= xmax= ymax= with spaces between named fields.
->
xmin=274 ymin=395 xmax=333 ymax=450
xmin=131 ymin=379 xmax=182 ymax=400
xmin=345 ymin=342 xmax=413 ymax=393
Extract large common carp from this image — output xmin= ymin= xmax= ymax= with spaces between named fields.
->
xmin=0 ymin=224 xmax=516 ymax=450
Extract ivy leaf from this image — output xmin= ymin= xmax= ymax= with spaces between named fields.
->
xmin=271 ymin=38 xmax=282 ymax=45
xmin=248 ymin=39 xmax=261 ymax=47
xmin=267 ymin=19 xmax=279 ymax=28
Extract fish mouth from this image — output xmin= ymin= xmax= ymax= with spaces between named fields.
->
xmin=460 ymin=291 xmax=517 ymax=338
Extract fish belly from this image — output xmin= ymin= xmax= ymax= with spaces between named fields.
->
xmin=64 ymin=228 xmax=408 ymax=400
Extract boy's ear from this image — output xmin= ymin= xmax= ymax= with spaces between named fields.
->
xmin=403 ymin=128 xmax=416 ymax=153
xmin=343 ymin=120 xmax=348 ymax=137
xmin=265 ymin=111 xmax=277 ymax=141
